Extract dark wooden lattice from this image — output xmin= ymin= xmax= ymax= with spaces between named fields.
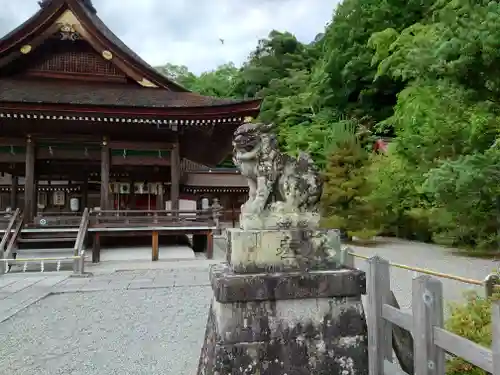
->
xmin=28 ymin=50 xmax=125 ymax=77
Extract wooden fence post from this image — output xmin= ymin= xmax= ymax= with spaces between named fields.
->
xmin=340 ymin=246 xmax=355 ymax=268
xmin=412 ymin=275 xmax=445 ymax=375
xmin=152 ymin=231 xmax=159 ymax=261
xmin=0 ymin=253 xmax=5 ymax=274
xmin=367 ymin=255 xmax=392 ymax=375
xmin=484 ymin=273 xmax=500 ymax=298
xmin=493 ymin=301 xmax=500 ymax=375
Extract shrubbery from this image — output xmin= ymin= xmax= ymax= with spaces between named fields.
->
xmin=319 ymin=122 xmax=378 ymax=239
xmin=445 ymin=291 xmax=497 ymax=375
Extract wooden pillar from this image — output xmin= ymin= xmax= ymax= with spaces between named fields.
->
xmin=130 ymin=179 xmax=136 ymax=209
xmin=152 ymin=230 xmax=159 ymax=261
xmin=24 ymin=136 xmax=35 ymax=223
xmin=156 ymin=183 xmax=164 ymax=210
xmin=81 ymin=177 xmax=88 ymax=211
xmin=10 ymin=175 xmax=18 ymax=210
xmin=92 ymin=233 xmax=100 ymax=263
xmin=231 ymin=195 xmax=236 ymax=228
xmin=33 ymin=181 xmax=38 ymax=216
xmin=170 ymin=143 xmax=180 ymax=212
xmin=207 ymin=231 xmax=214 ymax=259
xmin=100 ymin=138 xmax=110 ymax=211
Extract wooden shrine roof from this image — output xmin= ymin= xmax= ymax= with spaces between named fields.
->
xmin=0 ymin=0 xmax=262 ymax=113
xmin=0 ymin=79 xmax=253 ymax=108
xmin=0 ymin=0 xmax=185 ymax=92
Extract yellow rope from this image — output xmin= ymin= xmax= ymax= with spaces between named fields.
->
xmin=347 ymin=251 xmax=484 ymax=285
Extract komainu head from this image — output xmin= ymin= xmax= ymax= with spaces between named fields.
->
xmin=232 ymin=121 xmax=276 ymax=162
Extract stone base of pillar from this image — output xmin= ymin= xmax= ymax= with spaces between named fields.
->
xmin=197 ymin=228 xmax=369 ymax=375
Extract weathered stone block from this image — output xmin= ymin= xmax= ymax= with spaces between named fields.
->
xmin=210 ymin=263 xmax=366 ymax=303
xmin=211 ymin=295 xmax=366 ymax=344
xmin=227 ymin=228 xmax=340 ymax=273
xmin=197 ymin=265 xmax=368 ymax=375
xmin=197 ymin=294 xmax=368 ymax=375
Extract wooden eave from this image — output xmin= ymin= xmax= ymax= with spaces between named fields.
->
xmin=0 ymin=0 xmax=186 ymax=91
xmin=0 ymin=100 xmax=260 ymax=166
xmin=0 ymin=6 xmax=59 ymax=53
xmin=0 ymin=99 xmax=262 ymax=119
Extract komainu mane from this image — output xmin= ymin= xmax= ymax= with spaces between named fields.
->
xmin=232 ymin=121 xmax=322 ymax=229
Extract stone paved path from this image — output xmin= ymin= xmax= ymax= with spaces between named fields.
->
xmin=0 ymin=266 xmax=213 ymax=375
xmin=0 ymin=274 xmax=68 ymax=323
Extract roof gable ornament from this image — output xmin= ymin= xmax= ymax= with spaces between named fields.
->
xmin=38 ymin=0 xmax=97 ymax=15
xmin=58 ymin=23 xmax=80 ymax=41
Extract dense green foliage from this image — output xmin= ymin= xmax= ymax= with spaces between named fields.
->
xmin=445 ymin=292 xmax=496 ymax=375
xmin=320 ymin=122 xmax=376 ymax=239
xmin=156 ymin=0 xmax=500 ymax=252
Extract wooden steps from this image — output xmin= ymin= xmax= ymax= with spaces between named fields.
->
xmin=17 ymin=237 xmax=77 ymax=244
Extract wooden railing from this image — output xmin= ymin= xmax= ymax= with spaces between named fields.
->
xmin=0 ymin=210 xmax=16 ymax=230
xmin=0 ymin=208 xmax=20 ymax=252
xmin=358 ymin=254 xmax=500 ymax=375
xmin=73 ymin=208 xmax=90 ymax=275
xmin=3 ymin=212 xmax=24 ymax=262
xmin=0 ymin=209 xmax=20 ymax=273
xmin=90 ymin=209 xmax=216 ymax=227
xmin=32 ymin=211 xmax=84 ymax=228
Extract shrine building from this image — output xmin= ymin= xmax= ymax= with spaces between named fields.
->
xmin=0 ymin=0 xmax=257 ymax=263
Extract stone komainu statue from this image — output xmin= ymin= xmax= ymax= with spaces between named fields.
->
xmin=232 ymin=121 xmax=322 ymax=220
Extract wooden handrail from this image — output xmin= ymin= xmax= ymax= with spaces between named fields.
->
xmin=89 ymin=209 xmax=215 ymax=227
xmin=5 ymin=214 xmax=23 ymax=259
xmin=36 ymin=212 xmax=83 ymax=216
xmin=93 ymin=209 xmax=212 ymax=215
xmin=0 ymin=208 xmax=20 ymax=253
xmin=74 ymin=208 xmax=90 ymax=256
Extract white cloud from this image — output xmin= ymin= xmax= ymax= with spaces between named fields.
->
xmin=0 ymin=0 xmax=338 ymax=74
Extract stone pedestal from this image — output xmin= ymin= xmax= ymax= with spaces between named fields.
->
xmin=227 ymin=228 xmax=341 ymax=273
xmin=197 ymin=228 xmax=368 ymax=375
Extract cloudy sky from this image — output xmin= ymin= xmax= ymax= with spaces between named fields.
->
xmin=0 ymin=0 xmax=338 ymax=74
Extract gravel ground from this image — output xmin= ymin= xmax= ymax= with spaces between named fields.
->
xmin=0 ymin=281 xmax=212 ymax=375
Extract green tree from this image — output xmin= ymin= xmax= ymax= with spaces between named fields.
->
xmin=320 ymin=122 xmax=376 ymax=239
xmin=233 ymin=30 xmax=318 ymax=100
xmin=370 ymin=0 xmax=500 ymax=99
xmin=366 ymin=0 xmax=500 ymax=249
xmin=424 ymin=146 xmax=500 ymax=250
xmin=155 ymin=63 xmax=197 ymax=88
xmin=314 ymin=0 xmax=435 ymax=134
xmin=156 ymin=63 xmax=240 ymax=98
xmin=367 ymin=151 xmax=432 ymax=241
xmin=190 ymin=63 xmax=240 ymax=98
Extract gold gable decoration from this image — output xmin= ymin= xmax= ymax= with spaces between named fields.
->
xmin=20 ymin=45 xmax=32 ymax=54
xmin=138 ymin=78 xmax=159 ymax=88
xmin=55 ymin=10 xmax=83 ymax=41
xmin=102 ymin=50 xmax=113 ymax=60
xmin=58 ymin=23 xmax=80 ymax=41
